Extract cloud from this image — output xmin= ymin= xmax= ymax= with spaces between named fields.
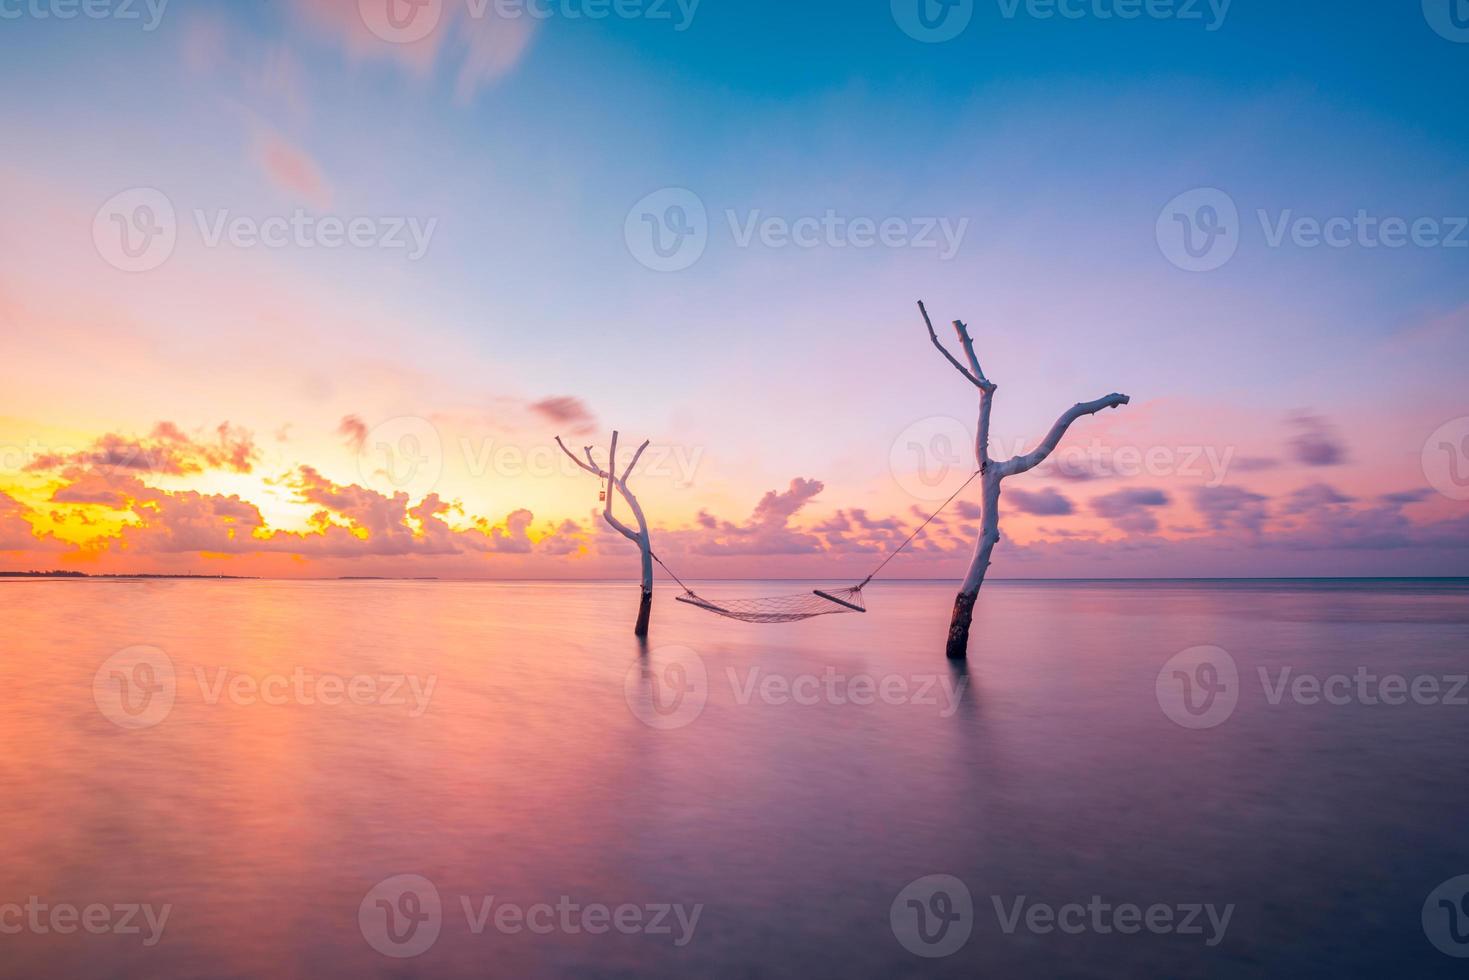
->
xmin=338 ymin=415 xmax=369 ymax=453
xmin=257 ymin=132 xmax=332 ymax=208
xmin=0 ymin=492 xmax=55 ymax=552
xmin=1288 ymin=412 xmax=1347 ymax=467
xmin=954 ymin=501 xmax=982 ymax=520
xmin=1091 ymin=487 xmax=1169 ymax=534
xmin=26 ymin=422 xmax=260 ymax=477
xmin=1191 ymin=485 xmax=1268 ymax=534
xmin=529 ymin=396 xmax=596 ymax=435
xmin=688 ymin=478 xmax=828 ymax=555
xmin=1281 ymin=482 xmax=1354 ymax=515
xmin=288 ymin=0 xmax=537 ymax=101
xmin=1007 ymin=487 xmax=1074 ymax=516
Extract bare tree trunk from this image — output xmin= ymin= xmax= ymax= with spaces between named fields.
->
xmin=919 ymin=300 xmax=1129 ymax=659
xmin=946 ymin=470 xmax=1001 ymax=658
xmin=635 ymin=590 xmax=652 ymax=637
xmin=555 ymin=430 xmax=656 ymax=636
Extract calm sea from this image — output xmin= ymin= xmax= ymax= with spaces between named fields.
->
xmin=1 ymin=578 xmax=1467 ymax=978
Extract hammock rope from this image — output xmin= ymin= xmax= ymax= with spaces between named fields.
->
xmin=657 ymin=469 xmax=981 ymax=624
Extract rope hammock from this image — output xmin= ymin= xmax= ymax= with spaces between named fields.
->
xmin=655 ymin=470 xmax=981 ymax=624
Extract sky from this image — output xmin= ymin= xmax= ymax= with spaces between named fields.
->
xmin=0 ymin=0 xmax=1467 ymax=579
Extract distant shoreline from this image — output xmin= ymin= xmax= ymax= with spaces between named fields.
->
xmin=2 ymin=572 xmax=1466 ymax=584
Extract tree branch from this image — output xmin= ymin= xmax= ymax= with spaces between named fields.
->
xmin=556 ymin=436 xmax=606 ymax=478
xmin=1000 ymin=393 xmax=1131 ymax=477
xmin=620 ymin=440 xmax=650 ymax=485
xmin=919 ymin=300 xmax=982 ymax=389
xmin=918 ymin=300 xmax=995 ymax=392
xmin=950 ymin=318 xmax=994 ymax=392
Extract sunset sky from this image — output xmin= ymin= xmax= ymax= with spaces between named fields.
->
xmin=1 ymin=0 xmax=1467 ymax=579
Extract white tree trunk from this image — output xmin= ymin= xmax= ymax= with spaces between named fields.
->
xmin=920 ymin=301 xmax=1129 ymax=658
xmin=556 ymin=431 xmax=655 ymax=636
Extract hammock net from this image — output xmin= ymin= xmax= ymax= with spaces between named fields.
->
xmin=674 ymin=587 xmax=865 ymax=624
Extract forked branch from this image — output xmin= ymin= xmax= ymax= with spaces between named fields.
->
xmin=920 ymin=300 xmax=994 ymax=392
xmin=1000 ymin=393 xmax=1131 ymax=477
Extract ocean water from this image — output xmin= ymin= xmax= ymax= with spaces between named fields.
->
xmin=1 ymin=578 xmax=1467 ymax=978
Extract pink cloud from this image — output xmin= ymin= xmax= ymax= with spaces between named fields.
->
xmin=257 ymin=132 xmax=332 ymax=208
